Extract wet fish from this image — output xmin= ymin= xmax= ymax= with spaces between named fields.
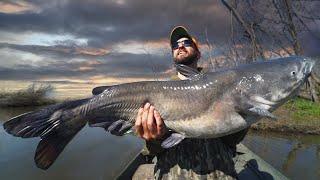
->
xmin=3 ymin=56 xmax=314 ymax=170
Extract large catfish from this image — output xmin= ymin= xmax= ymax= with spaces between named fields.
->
xmin=3 ymin=56 xmax=314 ymax=169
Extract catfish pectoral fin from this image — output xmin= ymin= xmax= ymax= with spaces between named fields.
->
xmin=246 ymin=107 xmax=277 ymax=120
xmin=161 ymin=133 xmax=185 ymax=148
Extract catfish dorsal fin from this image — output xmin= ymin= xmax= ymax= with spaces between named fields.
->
xmin=92 ymin=86 xmax=111 ymax=95
xmin=174 ymin=64 xmax=203 ymax=81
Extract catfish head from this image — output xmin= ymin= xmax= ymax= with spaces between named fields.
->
xmin=233 ymin=56 xmax=314 ymax=119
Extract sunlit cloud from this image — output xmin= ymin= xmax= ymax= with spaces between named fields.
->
xmin=32 ymin=46 xmax=111 ymax=56
xmin=79 ymin=66 xmax=94 ymax=71
xmin=0 ymin=0 xmax=39 ymax=14
xmin=0 ymin=31 xmax=88 ymax=47
xmin=0 ymin=43 xmax=112 ymax=60
xmin=74 ymin=48 xmax=111 ymax=56
xmin=88 ymin=75 xmax=156 ymax=85
xmin=23 ymin=33 xmax=88 ymax=46
xmin=0 ymin=48 xmax=43 ymax=68
xmin=113 ymin=39 xmax=170 ymax=54
xmin=79 ymin=61 xmax=101 ymax=71
xmin=0 ymin=31 xmax=29 ymax=44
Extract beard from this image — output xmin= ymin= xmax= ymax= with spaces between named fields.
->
xmin=173 ymin=50 xmax=198 ymax=65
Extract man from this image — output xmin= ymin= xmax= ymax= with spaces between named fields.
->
xmin=135 ymin=26 xmax=248 ymax=179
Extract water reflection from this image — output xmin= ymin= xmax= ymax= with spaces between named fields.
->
xmin=282 ymin=143 xmax=308 ymax=173
xmin=0 ymin=107 xmax=144 ymax=180
xmin=243 ymin=130 xmax=320 ymax=180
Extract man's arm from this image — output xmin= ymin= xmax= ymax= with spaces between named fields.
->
xmin=135 ymin=103 xmax=167 ymax=140
xmin=221 ymin=128 xmax=249 ymax=147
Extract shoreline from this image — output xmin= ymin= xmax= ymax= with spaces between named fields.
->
xmin=250 ymin=121 xmax=320 ymax=135
xmin=250 ymin=98 xmax=320 ymax=135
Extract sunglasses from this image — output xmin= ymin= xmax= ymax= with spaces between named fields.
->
xmin=171 ymin=39 xmax=194 ymax=50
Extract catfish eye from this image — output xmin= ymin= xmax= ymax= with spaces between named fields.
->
xmin=291 ymin=71 xmax=296 ymax=76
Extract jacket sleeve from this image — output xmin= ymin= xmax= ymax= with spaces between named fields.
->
xmin=144 ymin=131 xmax=172 ymax=156
xmin=145 ymin=128 xmax=249 ymax=156
xmin=220 ymin=128 xmax=249 ymax=147
xmin=145 ymin=139 xmax=166 ymax=156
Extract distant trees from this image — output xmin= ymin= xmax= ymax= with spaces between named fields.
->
xmin=0 ymin=84 xmax=56 ymax=107
xmin=219 ymin=0 xmax=320 ymax=102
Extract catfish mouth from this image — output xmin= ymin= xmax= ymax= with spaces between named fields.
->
xmin=247 ymin=95 xmax=276 ymax=112
xmin=250 ymin=95 xmax=277 ymax=106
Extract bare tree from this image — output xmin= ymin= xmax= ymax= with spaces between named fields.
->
xmin=221 ymin=0 xmax=266 ymax=62
xmin=271 ymin=0 xmax=319 ymax=102
xmin=219 ymin=0 xmax=320 ymax=102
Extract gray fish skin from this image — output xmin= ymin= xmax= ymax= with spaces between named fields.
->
xmin=3 ymin=56 xmax=314 ymax=169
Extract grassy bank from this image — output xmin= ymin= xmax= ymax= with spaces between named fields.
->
xmin=252 ymin=98 xmax=320 ymax=134
xmin=0 ymin=84 xmax=57 ymax=107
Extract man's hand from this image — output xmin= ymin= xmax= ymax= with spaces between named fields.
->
xmin=135 ymin=103 xmax=167 ymax=140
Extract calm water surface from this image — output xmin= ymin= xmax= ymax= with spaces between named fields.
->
xmin=243 ymin=130 xmax=320 ymax=180
xmin=0 ymin=107 xmax=144 ymax=180
xmin=1 ymin=107 xmax=319 ymax=180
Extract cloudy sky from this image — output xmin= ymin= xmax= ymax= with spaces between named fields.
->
xmin=0 ymin=0 xmax=319 ymax=98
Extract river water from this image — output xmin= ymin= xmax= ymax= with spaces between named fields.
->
xmin=0 ymin=107 xmax=144 ymax=180
xmin=0 ymin=107 xmax=319 ymax=180
xmin=243 ymin=130 xmax=320 ymax=180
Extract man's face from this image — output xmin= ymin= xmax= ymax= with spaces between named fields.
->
xmin=172 ymin=37 xmax=199 ymax=65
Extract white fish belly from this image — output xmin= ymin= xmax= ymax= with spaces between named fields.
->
xmin=164 ymin=111 xmax=250 ymax=138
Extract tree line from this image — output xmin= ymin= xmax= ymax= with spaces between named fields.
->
xmin=210 ymin=0 xmax=320 ymax=102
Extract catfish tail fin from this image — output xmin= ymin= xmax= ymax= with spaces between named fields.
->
xmin=3 ymin=98 xmax=89 ymax=169
xmin=35 ymin=123 xmax=85 ymax=169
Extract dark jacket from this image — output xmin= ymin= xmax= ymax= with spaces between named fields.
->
xmin=146 ymin=69 xmax=249 ymax=179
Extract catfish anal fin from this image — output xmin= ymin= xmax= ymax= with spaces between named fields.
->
xmin=89 ymin=119 xmax=133 ymax=136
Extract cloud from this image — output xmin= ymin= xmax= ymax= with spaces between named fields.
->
xmin=0 ymin=48 xmax=172 ymax=82
xmin=0 ymin=0 xmax=319 ymax=85
xmin=0 ymin=43 xmax=111 ymax=58
xmin=0 ymin=0 xmax=39 ymax=14
xmin=0 ymin=0 xmax=232 ymax=84
xmin=0 ymin=0 xmax=231 ymax=48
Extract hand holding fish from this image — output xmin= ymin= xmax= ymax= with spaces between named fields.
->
xmin=135 ymin=103 xmax=167 ymax=140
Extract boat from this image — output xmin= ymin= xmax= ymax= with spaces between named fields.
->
xmin=116 ymin=143 xmax=289 ymax=180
